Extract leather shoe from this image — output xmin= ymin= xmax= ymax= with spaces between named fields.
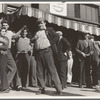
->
xmin=36 ymin=88 xmax=45 ymax=95
xmin=56 ymin=91 xmax=63 ymax=95
xmin=79 ymin=85 xmax=83 ymax=88
xmin=16 ymin=86 xmax=22 ymax=91
xmin=3 ymin=89 xmax=10 ymax=93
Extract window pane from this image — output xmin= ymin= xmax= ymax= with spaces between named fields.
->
xmin=67 ymin=4 xmax=74 ymax=17
xmin=95 ymin=8 xmax=98 ymax=22
xmin=31 ymin=4 xmax=39 ymax=9
xmin=80 ymin=5 xmax=86 ymax=20
xmin=91 ymin=7 xmax=96 ymax=22
xmin=75 ymin=4 xmax=80 ymax=18
xmin=86 ymin=6 xmax=92 ymax=21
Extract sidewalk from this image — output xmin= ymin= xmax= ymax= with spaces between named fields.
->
xmin=0 ymin=83 xmax=100 ymax=99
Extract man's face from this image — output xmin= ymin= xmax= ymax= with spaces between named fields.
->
xmin=2 ymin=23 xmax=9 ymax=31
xmin=85 ymin=34 xmax=89 ymax=40
xmin=0 ymin=29 xmax=6 ymax=36
xmin=21 ymin=29 xmax=28 ymax=38
xmin=68 ymin=51 xmax=72 ymax=57
xmin=38 ymin=21 xmax=46 ymax=30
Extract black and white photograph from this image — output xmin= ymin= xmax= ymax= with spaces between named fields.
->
xmin=0 ymin=2 xmax=100 ymax=98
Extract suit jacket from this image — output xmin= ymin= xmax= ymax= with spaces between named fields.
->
xmin=45 ymin=27 xmax=59 ymax=55
xmin=90 ymin=41 xmax=100 ymax=61
xmin=56 ymin=37 xmax=71 ymax=61
xmin=76 ymin=39 xmax=93 ymax=61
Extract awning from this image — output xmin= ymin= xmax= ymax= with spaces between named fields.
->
xmin=7 ymin=5 xmax=100 ymax=36
xmin=0 ymin=4 xmax=7 ymax=14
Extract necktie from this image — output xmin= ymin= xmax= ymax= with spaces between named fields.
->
xmin=84 ymin=40 xmax=88 ymax=48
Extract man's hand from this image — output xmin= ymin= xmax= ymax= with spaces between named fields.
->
xmin=81 ymin=52 xmax=86 ymax=58
xmin=90 ymin=51 xmax=94 ymax=55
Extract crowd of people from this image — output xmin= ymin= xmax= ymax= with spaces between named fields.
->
xmin=0 ymin=17 xmax=100 ymax=95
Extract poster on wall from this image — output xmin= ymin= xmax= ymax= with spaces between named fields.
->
xmin=50 ymin=3 xmax=67 ymax=16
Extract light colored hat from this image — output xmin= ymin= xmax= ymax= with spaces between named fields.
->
xmin=56 ymin=31 xmax=63 ymax=36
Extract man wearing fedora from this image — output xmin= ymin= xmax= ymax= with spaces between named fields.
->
xmin=31 ymin=17 xmax=62 ymax=95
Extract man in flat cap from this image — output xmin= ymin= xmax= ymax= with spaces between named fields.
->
xmin=31 ymin=17 xmax=62 ymax=95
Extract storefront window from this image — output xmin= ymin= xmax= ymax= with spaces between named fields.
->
xmin=80 ymin=4 xmax=99 ymax=22
xmin=31 ymin=4 xmax=39 ymax=9
xmin=75 ymin=4 xmax=80 ymax=18
xmin=67 ymin=4 xmax=75 ymax=17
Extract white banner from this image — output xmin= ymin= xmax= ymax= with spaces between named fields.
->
xmin=50 ymin=3 xmax=67 ymax=16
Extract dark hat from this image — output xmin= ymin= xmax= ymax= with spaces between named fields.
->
xmin=36 ymin=17 xmax=45 ymax=24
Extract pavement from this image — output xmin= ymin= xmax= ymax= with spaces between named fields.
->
xmin=0 ymin=83 xmax=100 ymax=99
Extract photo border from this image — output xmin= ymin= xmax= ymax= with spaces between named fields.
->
xmin=0 ymin=0 xmax=100 ymax=100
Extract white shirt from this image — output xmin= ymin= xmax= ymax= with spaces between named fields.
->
xmin=4 ymin=30 xmax=15 ymax=49
xmin=16 ymin=37 xmax=31 ymax=53
xmin=35 ymin=30 xmax=50 ymax=50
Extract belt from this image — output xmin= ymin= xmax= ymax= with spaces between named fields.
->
xmin=36 ymin=47 xmax=50 ymax=52
xmin=17 ymin=51 xmax=27 ymax=53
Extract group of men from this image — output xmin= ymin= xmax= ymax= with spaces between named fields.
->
xmin=0 ymin=15 xmax=100 ymax=95
xmin=0 ymin=17 xmax=71 ymax=95
xmin=76 ymin=33 xmax=100 ymax=89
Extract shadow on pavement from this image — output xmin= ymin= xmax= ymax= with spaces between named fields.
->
xmin=44 ymin=90 xmax=85 ymax=96
xmin=21 ymin=88 xmax=37 ymax=94
xmin=21 ymin=88 xmax=85 ymax=96
xmin=81 ymin=89 xmax=100 ymax=94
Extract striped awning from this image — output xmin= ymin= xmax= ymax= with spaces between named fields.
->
xmin=0 ymin=4 xmax=7 ymax=14
xmin=9 ymin=5 xmax=100 ymax=36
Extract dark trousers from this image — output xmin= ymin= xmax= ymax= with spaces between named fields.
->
xmin=79 ymin=60 xmax=85 ymax=86
xmin=85 ymin=57 xmax=92 ymax=87
xmin=79 ymin=57 xmax=92 ymax=87
xmin=45 ymin=70 xmax=52 ymax=87
xmin=36 ymin=48 xmax=62 ymax=92
xmin=15 ymin=53 xmax=30 ymax=87
xmin=91 ymin=54 xmax=100 ymax=86
xmin=29 ymin=56 xmax=37 ymax=86
xmin=58 ymin=61 xmax=67 ymax=88
xmin=7 ymin=49 xmax=17 ymax=87
xmin=0 ymin=54 xmax=8 ymax=91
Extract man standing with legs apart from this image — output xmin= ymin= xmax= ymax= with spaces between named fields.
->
xmin=31 ymin=17 xmax=62 ymax=95
xmin=1 ymin=20 xmax=22 ymax=89
xmin=1 ymin=20 xmax=17 ymax=89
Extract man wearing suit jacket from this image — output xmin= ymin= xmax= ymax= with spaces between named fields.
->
xmin=76 ymin=33 xmax=93 ymax=88
xmin=45 ymin=27 xmax=59 ymax=55
xmin=89 ymin=36 xmax=100 ymax=86
xmin=56 ymin=31 xmax=71 ymax=90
